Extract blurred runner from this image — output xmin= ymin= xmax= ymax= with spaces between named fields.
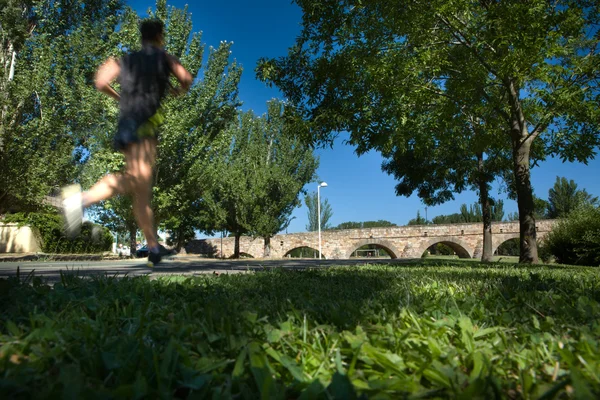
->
xmin=62 ymin=19 xmax=192 ymax=267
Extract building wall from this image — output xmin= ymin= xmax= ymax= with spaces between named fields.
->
xmin=0 ymin=224 xmax=42 ymax=253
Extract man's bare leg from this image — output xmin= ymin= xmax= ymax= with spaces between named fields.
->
xmin=81 ymin=173 xmax=133 ymax=207
xmin=124 ymin=138 xmax=159 ymax=250
xmin=78 ymin=138 xmax=159 ymax=249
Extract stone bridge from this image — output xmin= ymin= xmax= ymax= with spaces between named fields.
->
xmin=185 ymin=219 xmax=558 ymax=260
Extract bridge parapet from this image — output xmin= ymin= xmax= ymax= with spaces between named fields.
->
xmin=185 ymin=219 xmax=559 ymax=260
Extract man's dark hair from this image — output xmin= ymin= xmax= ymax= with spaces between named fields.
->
xmin=140 ymin=19 xmax=164 ymax=42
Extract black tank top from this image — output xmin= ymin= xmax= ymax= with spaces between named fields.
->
xmin=118 ymin=44 xmax=171 ymax=124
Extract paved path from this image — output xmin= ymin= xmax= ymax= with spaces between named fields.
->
xmin=0 ymin=256 xmax=414 ymax=284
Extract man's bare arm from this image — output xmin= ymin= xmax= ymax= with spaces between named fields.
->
xmin=167 ymin=54 xmax=193 ymax=96
xmin=95 ymin=58 xmax=121 ymax=101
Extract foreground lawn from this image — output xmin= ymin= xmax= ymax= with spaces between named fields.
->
xmin=1 ymin=262 xmax=599 ymax=399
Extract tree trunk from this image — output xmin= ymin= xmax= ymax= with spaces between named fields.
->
xmin=504 ymin=77 xmax=539 ymax=264
xmin=129 ymin=225 xmax=137 ymax=258
xmin=176 ymin=225 xmax=184 ymax=252
xmin=233 ymin=233 xmax=241 ymax=259
xmin=512 ymin=136 xmax=539 ymax=263
xmin=263 ymin=236 xmax=271 ymax=258
xmin=477 ymin=153 xmax=493 ymax=262
xmin=8 ymin=50 xmax=16 ymax=81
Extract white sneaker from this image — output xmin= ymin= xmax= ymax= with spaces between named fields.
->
xmin=61 ymin=184 xmax=83 ymax=238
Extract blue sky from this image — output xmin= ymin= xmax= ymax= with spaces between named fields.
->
xmin=128 ymin=0 xmax=600 ymax=235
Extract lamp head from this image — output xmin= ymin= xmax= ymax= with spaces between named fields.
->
xmin=319 ymin=182 xmax=328 ymax=187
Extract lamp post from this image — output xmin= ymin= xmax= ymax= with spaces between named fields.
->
xmin=318 ymin=182 xmax=328 ymax=260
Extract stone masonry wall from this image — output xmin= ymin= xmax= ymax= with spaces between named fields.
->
xmin=185 ymin=219 xmax=558 ymax=260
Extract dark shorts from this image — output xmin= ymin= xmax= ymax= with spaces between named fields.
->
xmin=113 ymin=110 xmax=164 ymax=151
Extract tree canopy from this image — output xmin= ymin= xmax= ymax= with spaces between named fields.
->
xmin=203 ymin=103 xmax=318 ymax=258
xmin=1 ymin=0 xmax=123 ymax=213
xmin=257 ymin=0 xmax=600 ymax=263
xmin=547 ymin=176 xmax=599 ymax=219
xmin=305 ymin=190 xmax=333 ymax=232
xmin=334 ymin=220 xmax=396 ymax=230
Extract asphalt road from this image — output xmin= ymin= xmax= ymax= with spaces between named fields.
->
xmin=0 ymin=257 xmax=415 ymax=284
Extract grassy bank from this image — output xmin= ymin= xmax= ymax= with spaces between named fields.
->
xmin=1 ymin=262 xmax=599 ymax=399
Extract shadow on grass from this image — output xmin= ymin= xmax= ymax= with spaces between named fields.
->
xmin=2 ymin=260 xmax=599 ymax=331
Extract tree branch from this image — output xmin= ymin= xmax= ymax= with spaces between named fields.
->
xmin=437 ymin=14 xmax=501 ymax=79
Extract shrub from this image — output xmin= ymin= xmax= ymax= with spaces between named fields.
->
xmin=1 ymin=212 xmax=113 ymax=254
xmin=541 ymin=205 xmax=600 ymax=266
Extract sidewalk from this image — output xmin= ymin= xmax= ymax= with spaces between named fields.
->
xmin=0 ymin=252 xmax=124 ymax=262
xmin=0 ymin=252 xmax=224 ymax=263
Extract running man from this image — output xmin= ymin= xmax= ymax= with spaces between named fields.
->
xmin=61 ymin=19 xmax=193 ymax=267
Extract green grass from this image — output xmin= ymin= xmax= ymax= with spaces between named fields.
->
xmin=1 ymin=262 xmax=599 ymax=399
xmin=424 ymin=255 xmax=521 ymax=263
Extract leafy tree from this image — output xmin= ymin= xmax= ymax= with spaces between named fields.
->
xmin=152 ymin=1 xmax=242 ymax=249
xmin=335 ymin=221 xmax=362 ymax=230
xmin=363 ymin=220 xmax=394 ymax=228
xmin=460 ymin=204 xmax=483 ymax=223
xmin=432 ymin=213 xmax=465 ymax=225
xmin=305 ymin=191 xmax=333 ymax=232
xmin=491 ymin=200 xmax=505 ymax=223
xmin=200 ymin=116 xmax=254 ymax=258
xmin=335 ymin=220 xmax=396 ymax=230
xmin=496 ymin=239 xmax=519 ymax=257
xmin=533 ymin=195 xmax=550 ymax=220
xmin=547 ymin=176 xmax=599 ymax=219
xmin=204 ymin=105 xmax=318 ymax=258
xmin=257 ymin=0 xmax=600 ymax=264
xmin=427 ymin=243 xmax=454 ymax=256
xmin=247 ymin=101 xmax=318 ymax=257
xmin=407 ymin=211 xmax=427 ymax=226
xmin=542 ymin=205 xmax=600 ymax=266
xmin=0 ymin=0 xmax=123 ymax=213
xmin=507 ymin=195 xmax=547 ymax=222
xmin=432 ymin=201 xmax=503 ymax=225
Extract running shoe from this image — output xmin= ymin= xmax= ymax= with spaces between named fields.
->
xmin=147 ymin=245 xmax=175 ymax=268
xmin=61 ymin=184 xmax=83 ymax=239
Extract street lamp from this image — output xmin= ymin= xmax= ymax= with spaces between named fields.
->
xmin=318 ymin=182 xmax=328 ymax=260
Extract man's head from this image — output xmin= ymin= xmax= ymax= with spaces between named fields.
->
xmin=140 ymin=19 xmax=164 ymax=46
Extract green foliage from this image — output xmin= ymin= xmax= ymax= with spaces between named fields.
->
xmin=152 ymin=10 xmax=242 ymax=244
xmin=202 ymin=103 xmax=317 ymax=257
xmin=335 ymin=220 xmax=396 ymax=230
xmin=0 ymin=0 xmax=124 ymax=213
xmin=245 ymin=101 xmax=318 ymax=254
xmin=432 ymin=213 xmax=465 ymax=225
xmin=431 ymin=201 xmax=505 ymax=224
xmin=351 ymin=244 xmax=391 ymax=258
xmin=495 ymin=239 xmax=519 ymax=257
xmin=2 ymin=212 xmax=113 ymax=253
xmin=305 ymin=191 xmax=333 ymax=231
xmin=1 ymin=263 xmax=600 ymax=398
xmin=407 ymin=210 xmax=427 ymax=226
xmin=547 ymin=176 xmax=599 ymax=219
xmin=257 ymin=0 xmax=600 ymax=263
xmin=508 ymin=194 xmax=549 ymax=221
xmin=286 ymin=246 xmax=320 ymax=258
xmin=542 ymin=205 xmax=600 ymax=266
xmin=429 ymin=243 xmax=454 ymax=256
xmin=534 ymin=195 xmax=550 ymax=219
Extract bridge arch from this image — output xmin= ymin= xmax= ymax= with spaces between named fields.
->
xmin=344 ymin=239 xmax=401 ymax=259
xmin=283 ymin=246 xmax=327 ymax=259
xmin=413 ymin=236 xmax=474 ymax=259
xmin=491 ymin=234 xmax=520 ymax=256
